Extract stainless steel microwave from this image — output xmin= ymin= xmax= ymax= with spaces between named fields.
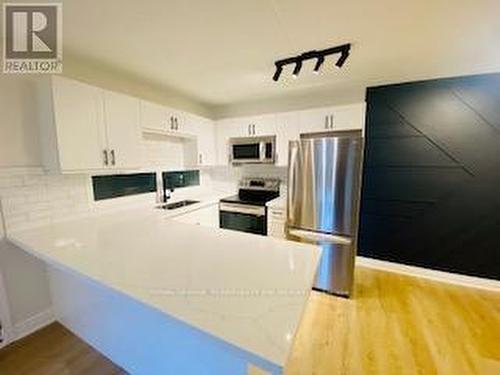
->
xmin=229 ymin=136 xmax=276 ymax=165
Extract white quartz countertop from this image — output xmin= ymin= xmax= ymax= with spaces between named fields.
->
xmin=8 ymin=194 xmax=321 ymax=367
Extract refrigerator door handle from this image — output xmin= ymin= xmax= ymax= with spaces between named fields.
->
xmin=287 ymin=228 xmax=352 ymax=245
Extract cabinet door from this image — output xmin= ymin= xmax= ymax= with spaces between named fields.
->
xmin=169 ymin=110 xmax=194 ymax=135
xmin=51 ymin=76 xmax=107 ymax=170
xmin=298 ymin=107 xmax=334 ymax=134
xmin=275 ymin=112 xmax=299 ymax=166
xmin=332 ymin=103 xmax=366 ymax=131
xmin=240 ymin=114 xmax=277 ymax=136
xmin=215 ymin=119 xmax=245 ymax=165
xmin=140 ymin=100 xmax=168 ymax=132
xmin=103 ymin=90 xmax=142 ymax=169
xmin=197 ymin=117 xmax=216 ymax=166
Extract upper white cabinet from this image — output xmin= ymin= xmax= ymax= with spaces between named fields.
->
xmin=140 ymin=100 xmax=167 ymax=132
xmin=275 ymin=112 xmax=300 ymax=166
xmin=331 ymin=103 xmax=366 ymax=131
xmin=298 ymin=107 xmax=334 ymax=133
xmin=103 ymin=90 xmax=142 ymax=169
xmin=238 ymin=114 xmax=277 ymax=137
xmin=140 ymin=100 xmax=193 ymax=137
xmin=44 ymin=76 xmax=107 ymax=171
xmin=185 ymin=114 xmax=216 ymax=166
xmin=299 ymin=104 xmax=366 ymax=134
xmin=41 ymin=76 xmax=141 ymax=172
xmin=215 ymin=118 xmax=243 ymax=165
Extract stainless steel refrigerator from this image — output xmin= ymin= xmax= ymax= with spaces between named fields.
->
xmin=286 ymin=131 xmax=364 ymax=297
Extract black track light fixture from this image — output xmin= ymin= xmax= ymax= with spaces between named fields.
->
xmin=272 ymin=43 xmax=351 ymax=81
xmin=272 ymin=63 xmax=283 ymax=82
xmin=292 ymin=60 xmax=302 ymax=78
xmin=335 ymin=49 xmax=350 ymax=68
xmin=313 ymin=55 xmax=325 ymax=75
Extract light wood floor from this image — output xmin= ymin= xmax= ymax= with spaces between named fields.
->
xmin=0 ymin=267 xmax=498 ymax=375
xmin=287 ymin=267 xmax=500 ymax=375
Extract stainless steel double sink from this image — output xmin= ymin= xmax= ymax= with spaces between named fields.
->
xmin=157 ymin=200 xmax=200 ymax=210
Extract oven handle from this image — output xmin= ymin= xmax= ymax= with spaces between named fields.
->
xmin=219 ymin=203 xmax=266 ymax=217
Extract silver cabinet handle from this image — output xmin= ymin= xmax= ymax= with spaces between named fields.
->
xmin=175 ymin=117 xmax=179 ymax=130
xmin=248 ymin=124 xmax=251 ymax=135
xmin=110 ymin=149 xmax=116 ymax=166
xmin=325 ymin=116 xmax=329 ymax=129
xmin=103 ymin=150 xmax=109 ymax=166
xmin=330 ymin=114 xmax=334 ymax=129
xmin=199 ymin=154 xmax=203 ymax=164
xmin=252 ymin=124 xmax=256 ymax=135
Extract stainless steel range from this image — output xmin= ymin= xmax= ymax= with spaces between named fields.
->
xmin=219 ymin=178 xmax=280 ymax=235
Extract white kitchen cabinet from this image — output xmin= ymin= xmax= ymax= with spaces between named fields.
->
xmin=141 ymin=101 xmax=193 ymax=137
xmin=275 ymin=112 xmax=300 ymax=166
xmin=39 ymin=76 xmax=143 ymax=172
xmin=267 ymin=206 xmax=286 ymax=239
xmin=299 ymin=104 xmax=365 ymax=134
xmin=215 ymin=118 xmax=244 ymax=165
xmin=166 ymin=109 xmax=188 ymax=135
xmin=173 ymin=204 xmax=219 ymax=228
xmin=298 ymin=107 xmax=335 ymax=134
xmin=43 ymin=76 xmax=107 ymax=171
xmin=239 ymin=114 xmax=277 ymax=137
xmin=190 ymin=114 xmax=216 ymax=166
xmin=332 ymin=103 xmax=366 ymax=131
xmin=140 ymin=100 xmax=167 ymax=132
xmin=103 ymin=90 xmax=142 ymax=169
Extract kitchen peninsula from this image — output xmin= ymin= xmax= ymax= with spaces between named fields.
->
xmin=8 ymin=204 xmax=321 ymax=375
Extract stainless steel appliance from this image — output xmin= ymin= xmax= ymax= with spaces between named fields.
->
xmin=219 ymin=178 xmax=280 ymax=235
xmin=286 ymin=131 xmax=363 ymax=297
xmin=229 ymin=136 xmax=276 ymax=165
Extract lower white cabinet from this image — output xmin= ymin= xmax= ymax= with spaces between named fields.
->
xmin=173 ymin=204 xmax=219 ymax=228
xmin=267 ymin=206 xmax=286 ymax=239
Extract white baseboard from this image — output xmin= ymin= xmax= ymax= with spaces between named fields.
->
xmin=356 ymin=256 xmax=500 ymax=292
xmin=12 ymin=308 xmax=55 ymax=342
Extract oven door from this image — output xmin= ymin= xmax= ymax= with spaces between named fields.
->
xmin=219 ymin=203 xmax=267 ymax=235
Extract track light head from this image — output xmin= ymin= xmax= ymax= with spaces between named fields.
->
xmin=313 ymin=55 xmax=325 ymax=75
xmin=272 ymin=63 xmax=283 ymax=82
xmin=335 ymin=50 xmax=350 ymax=68
xmin=292 ymin=60 xmax=302 ymax=78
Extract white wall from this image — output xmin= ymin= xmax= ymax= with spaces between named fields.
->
xmin=0 ymin=77 xmax=41 ymax=167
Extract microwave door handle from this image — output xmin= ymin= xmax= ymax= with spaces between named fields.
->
xmin=260 ymin=141 xmax=266 ymax=161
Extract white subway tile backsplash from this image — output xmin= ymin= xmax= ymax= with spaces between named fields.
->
xmin=0 ymin=168 xmax=92 ymax=232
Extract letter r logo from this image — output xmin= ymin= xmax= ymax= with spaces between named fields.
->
xmin=4 ymin=4 xmax=59 ymax=59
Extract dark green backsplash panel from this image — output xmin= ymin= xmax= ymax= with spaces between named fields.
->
xmin=359 ymin=73 xmax=500 ymax=280
xmin=163 ymin=170 xmax=200 ymax=190
xmin=92 ymin=173 xmax=157 ymax=201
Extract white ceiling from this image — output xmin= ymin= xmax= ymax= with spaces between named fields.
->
xmin=12 ymin=0 xmax=500 ymax=107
